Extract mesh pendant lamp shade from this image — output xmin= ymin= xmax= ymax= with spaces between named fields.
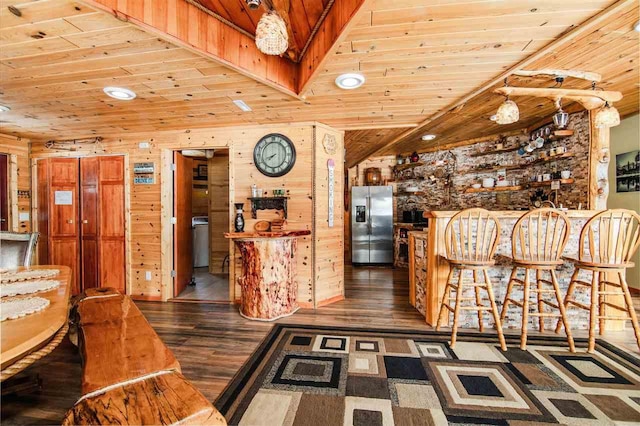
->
xmin=255 ymin=11 xmax=288 ymax=56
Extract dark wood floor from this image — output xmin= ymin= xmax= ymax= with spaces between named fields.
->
xmin=1 ymin=266 xmax=638 ymax=425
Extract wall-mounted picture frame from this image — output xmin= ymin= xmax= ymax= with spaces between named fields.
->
xmin=194 ymin=164 xmax=208 ymax=181
xmin=615 ymin=150 xmax=640 ymax=193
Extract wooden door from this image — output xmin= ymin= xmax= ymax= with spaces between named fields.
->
xmin=97 ymin=156 xmax=125 ymax=293
xmin=174 ymin=152 xmax=193 ymax=297
xmin=0 ymin=154 xmax=7 ymax=231
xmin=80 ymin=157 xmax=99 ymax=289
xmin=48 ymin=158 xmax=80 ymax=294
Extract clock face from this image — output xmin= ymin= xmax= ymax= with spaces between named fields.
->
xmin=253 ymin=133 xmax=296 ymax=177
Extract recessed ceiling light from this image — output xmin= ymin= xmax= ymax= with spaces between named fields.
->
xmin=103 ymin=86 xmax=136 ymax=100
xmin=233 ymin=99 xmax=252 ymax=112
xmin=335 ymin=73 xmax=366 ymax=90
xmin=490 ymin=114 xmax=498 ymax=121
xmin=0 ymin=105 xmax=11 ymax=112
xmin=421 ymin=134 xmax=436 ymax=141
xmin=635 ymin=21 xmax=640 ymax=32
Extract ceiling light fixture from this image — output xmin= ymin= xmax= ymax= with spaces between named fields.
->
xmin=103 ymin=86 xmax=136 ymax=100
xmin=495 ymin=97 xmax=519 ymax=125
xmin=335 ymin=73 xmax=366 ymax=90
xmin=421 ymin=134 xmax=436 ymax=141
xmin=255 ymin=10 xmax=288 ymax=55
xmin=594 ymin=102 xmax=620 ymax=128
xmin=0 ymin=105 xmax=11 ymax=112
xmin=552 ymin=98 xmax=569 ymax=129
xmin=490 ymin=114 xmax=498 ymax=121
xmin=246 ymin=0 xmax=261 ymax=9
xmin=634 ymin=21 xmax=640 ymax=32
xmin=233 ymin=99 xmax=252 ymax=112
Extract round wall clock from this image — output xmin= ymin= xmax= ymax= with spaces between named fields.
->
xmin=253 ymin=133 xmax=296 ymax=177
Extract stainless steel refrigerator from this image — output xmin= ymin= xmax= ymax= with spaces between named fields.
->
xmin=351 ymin=186 xmax=394 ymax=264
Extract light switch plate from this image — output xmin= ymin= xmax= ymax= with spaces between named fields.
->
xmin=139 ymin=141 xmax=150 ymax=149
xmin=19 ymin=212 xmax=30 ymax=221
xmin=145 ymin=271 xmax=152 ymax=281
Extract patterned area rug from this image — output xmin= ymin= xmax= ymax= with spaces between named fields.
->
xmin=215 ymin=325 xmax=640 ymax=425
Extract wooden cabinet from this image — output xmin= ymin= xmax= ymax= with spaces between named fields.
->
xmin=408 ymin=231 xmax=428 ymax=319
xmin=38 ymin=156 xmax=125 ymax=294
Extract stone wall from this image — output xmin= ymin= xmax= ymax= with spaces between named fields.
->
xmin=396 ymin=111 xmax=590 ymax=215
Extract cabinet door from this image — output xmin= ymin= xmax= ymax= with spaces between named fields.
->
xmin=97 ymin=156 xmax=125 ymax=293
xmin=48 ymin=158 xmax=80 ymax=294
xmin=80 ymin=157 xmax=99 ymax=290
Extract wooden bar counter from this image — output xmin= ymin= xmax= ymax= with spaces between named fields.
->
xmin=225 ymin=230 xmax=311 ymax=321
xmin=411 ymin=210 xmax=626 ymax=331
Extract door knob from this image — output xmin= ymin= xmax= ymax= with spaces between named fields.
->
xmin=83 ymin=220 xmax=88 ymax=224
xmin=67 ymin=219 xmax=74 ymax=224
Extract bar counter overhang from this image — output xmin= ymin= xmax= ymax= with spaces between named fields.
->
xmin=225 ymin=230 xmax=311 ymax=321
xmin=410 ymin=210 xmax=628 ymax=331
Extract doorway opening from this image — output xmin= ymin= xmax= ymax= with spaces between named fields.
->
xmin=172 ymin=149 xmax=231 ymax=302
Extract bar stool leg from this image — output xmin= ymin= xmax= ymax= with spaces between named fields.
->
xmin=436 ymin=267 xmax=456 ymax=331
xmin=473 ymin=269 xmax=484 ymax=332
xmin=598 ymin=271 xmax=606 ymax=336
xmin=555 ymin=268 xmax=580 ymax=333
xmin=551 ymin=269 xmax=575 ymax=353
xmin=618 ymin=272 xmax=640 ymax=350
xmin=450 ymin=268 xmax=465 ymax=349
xmin=588 ymin=271 xmax=599 ymax=353
xmin=536 ymin=269 xmax=544 ymax=332
xmin=500 ymin=267 xmax=518 ymax=323
xmin=521 ymin=268 xmax=531 ymax=350
xmin=483 ymin=269 xmax=507 ymax=351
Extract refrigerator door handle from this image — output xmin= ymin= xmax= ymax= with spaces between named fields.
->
xmin=366 ymin=196 xmax=372 ymax=235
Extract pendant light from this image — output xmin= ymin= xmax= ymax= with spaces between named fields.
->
xmin=255 ymin=10 xmax=288 ymax=55
xmin=494 ymin=77 xmax=519 ymax=125
xmin=495 ymin=97 xmax=519 ymax=125
xmin=552 ymin=98 xmax=569 ymax=129
xmin=594 ymin=102 xmax=620 ymax=128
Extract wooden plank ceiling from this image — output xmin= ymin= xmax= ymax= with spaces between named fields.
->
xmin=0 ymin=0 xmax=637 ymax=165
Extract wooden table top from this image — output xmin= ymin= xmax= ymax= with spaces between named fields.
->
xmin=1 ymin=265 xmax=72 ymax=370
xmin=225 ymin=230 xmax=311 ymax=239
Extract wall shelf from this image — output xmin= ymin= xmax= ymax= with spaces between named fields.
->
xmin=396 ymin=191 xmax=428 ymax=197
xmin=460 ymin=152 xmax=575 ymax=175
xmin=393 ymin=162 xmax=424 ymax=172
xmin=470 ymin=146 xmax=521 ymax=157
xmin=528 ymin=178 xmax=575 ymax=188
xmin=464 ymin=185 xmax=523 ymax=193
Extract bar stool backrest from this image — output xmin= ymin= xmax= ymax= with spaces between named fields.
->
xmin=445 ymin=208 xmax=500 ymax=264
xmin=579 ymin=209 xmax=640 ymax=265
xmin=511 ymin=208 xmax=571 ymax=262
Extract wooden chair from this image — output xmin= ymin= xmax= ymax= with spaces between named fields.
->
xmin=0 ymin=232 xmax=39 ymax=269
xmin=436 ymin=208 xmax=506 ymax=350
xmin=500 ymin=209 xmax=575 ymax=351
xmin=556 ymin=209 xmax=640 ymax=353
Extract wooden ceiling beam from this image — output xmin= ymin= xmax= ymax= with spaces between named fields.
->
xmin=495 ymin=86 xmax=623 ymax=110
xmin=357 ymin=0 xmax=636 ymax=165
xmin=298 ymin=0 xmax=372 ymax=97
xmin=80 ymin=0 xmax=299 ymax=98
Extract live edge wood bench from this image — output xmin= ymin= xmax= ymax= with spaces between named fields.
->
xmin=62 ymin=288 xmax=226 ymax=426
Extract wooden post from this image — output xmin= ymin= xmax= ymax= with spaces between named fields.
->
xmin=588 ymin=110 xmax=611 ymax=210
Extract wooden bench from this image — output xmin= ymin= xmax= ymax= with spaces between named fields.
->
xmin=63 ymin=288 xmax=226 ymax=425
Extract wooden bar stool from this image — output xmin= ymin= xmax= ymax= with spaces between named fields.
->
xmin=500 ymin=208 xmax=575 ymax=352
xmin=436 ymin=208 xmax=507 ymax=351
xmin=556 ymin=209 xmax=640 ymax=353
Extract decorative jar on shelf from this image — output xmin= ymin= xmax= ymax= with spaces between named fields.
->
xmin=234 ymin=203 xmax=245 ymax=232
